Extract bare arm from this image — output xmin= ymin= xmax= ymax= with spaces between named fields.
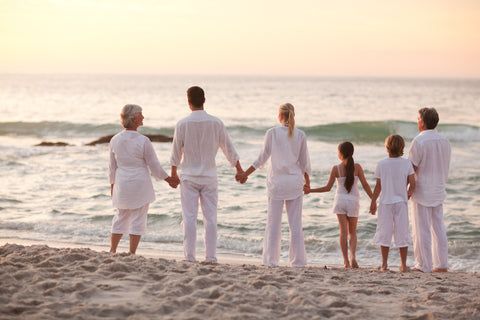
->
xmin=369 ymin=178 xmax=381 ymax=215
xmin=357 ymin=164 xmax=373 ymax=199
xmin=304 ymin=166 xmax=336 ymax=194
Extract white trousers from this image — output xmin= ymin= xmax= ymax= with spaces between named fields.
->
xmin=411 ymin=201 xmax=448 ymax=272
xmin=111 ymin=204 xmax=149 ymax=235
xmin=263 ymin=195 xmax=306 ymax=267
xmin=180 ymin=180 xmax=218 ymax=262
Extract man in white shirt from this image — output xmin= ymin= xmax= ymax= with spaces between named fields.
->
xmin=409 ymin=107 xmax=451 ymax=273
xmin=170 ymin=86 xmax=244 ymax=263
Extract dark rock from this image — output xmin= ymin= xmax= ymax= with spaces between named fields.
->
xmin=35 ymin=141 xmax=72 ymax=147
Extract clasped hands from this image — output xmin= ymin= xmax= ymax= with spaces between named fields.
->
xmin=165 ymin=176 xmax=180 ymax=189
xmin=235 ymin=170 xmax=248 ymax=184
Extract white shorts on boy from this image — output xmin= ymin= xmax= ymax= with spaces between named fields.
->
xmin=374 ymin=202 xmax=412 ymax=248
xmin=111 ymin=204 xmax=149 ymax=235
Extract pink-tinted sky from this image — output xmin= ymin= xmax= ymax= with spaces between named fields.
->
xmin=1 ymin=0 xmax=479 ymax=77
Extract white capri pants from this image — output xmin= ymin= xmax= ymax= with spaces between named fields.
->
xmin=263 ymin=195 xmax=306 ymax=268
xmin=411 ymin=201 xmax=448 ymax=273
xmin=111 ymin=204 xmax=149 ymax=236
xmin=180 ymin=179 xmax=218 ymax=262
xmin=373 ymin=201 xmax=412 ymax=248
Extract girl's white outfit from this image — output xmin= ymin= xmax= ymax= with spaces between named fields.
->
xmin=252 ymin=125 xmax=311 ymax=267
xmin=109 ymin=130 xmax=168 ymax=235
xmin=332 ymin=166 xmax=360 ymax=217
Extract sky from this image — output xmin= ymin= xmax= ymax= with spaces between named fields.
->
xmin=1 ymin=0 xmax=479 ymax=78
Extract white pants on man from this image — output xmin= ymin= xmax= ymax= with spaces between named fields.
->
xmin=180 ymin=179 xmax=218 ymax=262
xmin=263 ymin=195 xmax=306 ymax=267
xmin=411 ymin=201 xmax=448 ymax=272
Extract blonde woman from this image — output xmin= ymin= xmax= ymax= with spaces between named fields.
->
xmin=238 ymin=103 xmax=311 ymax=267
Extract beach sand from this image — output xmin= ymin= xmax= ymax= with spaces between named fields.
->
xmin=0 ymin=243 xmax=479 ymax=320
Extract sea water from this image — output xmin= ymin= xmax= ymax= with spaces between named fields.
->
xmin=1 ymin=74 xmax=479 ymax=271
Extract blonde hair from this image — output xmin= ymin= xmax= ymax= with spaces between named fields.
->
xmin=279 ymin=103 xmax=295 ymax=137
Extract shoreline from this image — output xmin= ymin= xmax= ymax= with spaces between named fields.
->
xmin=1 ymin=242 xmax=479 ymax=319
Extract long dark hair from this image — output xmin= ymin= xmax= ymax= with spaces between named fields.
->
xmin=339 ymin=142 xmax=355 ymax=193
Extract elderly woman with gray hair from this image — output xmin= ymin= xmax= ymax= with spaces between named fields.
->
xmin=109 ymin=104 xmax=179 ymax=254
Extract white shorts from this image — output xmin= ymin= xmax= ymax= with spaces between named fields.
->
xmin=111 ymin=204 xmax=149 ymax=236
xmin=373 ymin=202 xmax=412 ymax=248
xmin=333 ymin=198 xmax=360 ymax=217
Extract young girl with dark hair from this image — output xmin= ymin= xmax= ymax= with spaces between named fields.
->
xmin=304 ymin=141 xmax=373 ymax=268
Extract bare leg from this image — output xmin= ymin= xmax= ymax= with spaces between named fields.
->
xmin=110 ymin=233 xmax=123 ymax=253
xmin=336 ymin=214 xmax=350 ymax=268
xmin=399 ymin=246 xmax=409 ymax=272
xmin=347 ymin=216 xmax=359 ymax=268
xmin=129 ymin=234 xmax=141 ymax=254
xmin=380 ymin=246 xmax=389 ymax=271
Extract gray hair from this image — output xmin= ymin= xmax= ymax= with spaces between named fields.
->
xmin=120 ymin=104 xmax=142 ymax=128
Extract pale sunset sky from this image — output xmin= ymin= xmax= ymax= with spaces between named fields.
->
xmin=1 ymin=0 xmax=479 ymax=78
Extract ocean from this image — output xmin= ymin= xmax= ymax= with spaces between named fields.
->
xmin=1 ymin=74 xmax=479 ymax=271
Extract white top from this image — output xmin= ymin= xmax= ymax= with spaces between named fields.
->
xmin=253 ymin=125 xmax=311 ymax=200
xmin=170 ymin=110 xmax=240 ymax=184
xmin=109 ymin=130 xmax=168 ymax=209
xmin=335 ymin=165 xmax=359 ymax=202
xmin=408 ymin=129 xmax=451 ymax=207
xmin=375 ymin=157 xmax=415 ymax=204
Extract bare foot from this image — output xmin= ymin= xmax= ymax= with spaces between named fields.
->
xmin=351 ymin=259 xmax=359 ymax=268
xmin=411 ymin=267 xmax=424 ymax=272
xmin=344 ymin=263 xmax=351 ymax=269
xmin=378 ymin=266 xmax=389 ymax=271
xmin=400 ymin=265 xmax=410 ymax=272
xmin=432 ymin=268 xmax=447 ymax=273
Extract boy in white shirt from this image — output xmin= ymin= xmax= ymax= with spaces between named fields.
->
xmin=370 ymin=134 xmax=415 ymax=272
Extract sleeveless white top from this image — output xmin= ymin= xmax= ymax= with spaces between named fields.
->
xmin=334 ymin=165 xmax=359 ymax=202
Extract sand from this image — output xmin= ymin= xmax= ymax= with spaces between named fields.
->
xmin=0 ymin=243 xmax=479 ymax=320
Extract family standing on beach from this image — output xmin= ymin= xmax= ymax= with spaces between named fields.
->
xmin=108 ymin=86 xmax=451 ymax=273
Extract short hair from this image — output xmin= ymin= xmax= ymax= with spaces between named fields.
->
xmin=418 ymin=107 xmax=439 ymax=129
xmin=120 ymin=104 xmax=142 ymax=128
xmin=187 ymin=86 xmax=205 ymax=108
xmin=385 ymin=134 xmax=405 ymax=157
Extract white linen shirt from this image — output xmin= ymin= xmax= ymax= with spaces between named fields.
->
xmin=170 ymin=110 xmax=240 ymax=184
xmin=253 ymin=126 xmax=311 ymax=200
xmin=408 ymin=129 xmax=451 ymax=207
xmin=109 ymin=130 xmax=168 ymax=209
xmin=375 ymin=157 xmax=415 ymax=204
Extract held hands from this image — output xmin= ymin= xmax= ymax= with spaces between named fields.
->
xmin=369 ymin=201 xmax=377 ymax=215
xmin=235 ymin=171 xmax=248 ymax=184
xmin=303 ymin=184 xmax=311 ymax=194
xmin=165 ymin=176 xmax=180 ymax=189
